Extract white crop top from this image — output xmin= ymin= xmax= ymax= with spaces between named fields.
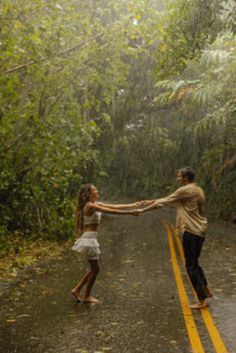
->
xmin=83 ymin=211 xmax=102 ymax=225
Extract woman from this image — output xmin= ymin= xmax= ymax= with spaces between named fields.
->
xmin=71 ymin=184 xmax=139 ymax=303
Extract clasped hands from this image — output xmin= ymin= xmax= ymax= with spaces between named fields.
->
xmin=131 ymin=200 xmax=161 ymax=216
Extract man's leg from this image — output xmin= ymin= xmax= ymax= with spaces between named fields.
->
xmin=193 ymin=235 xmax=212 ymax=298
xmin=183 ymin=232 xmax=208 ymax=307
xmin=194 ymin=236 xmax=208 ymax=287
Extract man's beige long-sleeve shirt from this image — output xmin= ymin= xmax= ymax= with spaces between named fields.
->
xmin=157 ymin=183 xmax=208 ymax=237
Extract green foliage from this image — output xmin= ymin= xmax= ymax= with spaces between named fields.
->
xmin=0 ymin=0 xmax=235 ymax=252
xmin=0 ymin=0 xmax=135 ymax=243
xmin=151 ymin=34 xmax=236 ymax=219
xmin=154 ymin=0 xmax=222 ymax=78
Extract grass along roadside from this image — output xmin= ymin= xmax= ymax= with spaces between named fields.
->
xmin=0 ymin=237 xmax=67 ymax=282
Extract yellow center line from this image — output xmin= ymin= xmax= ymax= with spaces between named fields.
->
xmin=169 ymin=223 xmax=228 ymax=353
xmin=162 ymin=221 xmax=205 ymax=353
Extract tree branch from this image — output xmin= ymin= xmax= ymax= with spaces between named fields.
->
xmin=2 ymin=33 xmax=104 ymax=75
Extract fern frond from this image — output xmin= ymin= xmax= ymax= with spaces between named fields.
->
xmin=153 ymin=92 xmax=173 ymax=106
xmin=212 ymin=153 xmax=236 ymax=187
xmin=194 ymin=98 xmax=236 ymax=135
xmin=154 ymin=79 xmax=200 ymax=106
xmin=200 ymin=49 xmax=231 ymax=67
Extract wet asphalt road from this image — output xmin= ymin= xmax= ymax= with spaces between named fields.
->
xmin=0 ymin=210 xmax=235 ymax=353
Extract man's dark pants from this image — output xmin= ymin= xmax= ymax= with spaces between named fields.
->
xmin=183 ymin=231 xmax=207 ymax=301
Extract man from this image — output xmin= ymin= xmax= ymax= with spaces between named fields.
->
xmin=138 ymin=167 xmax=212 ymax=309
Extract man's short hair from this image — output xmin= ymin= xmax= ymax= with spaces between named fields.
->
xmin=179 ymin=167 xmax=195 ymax=182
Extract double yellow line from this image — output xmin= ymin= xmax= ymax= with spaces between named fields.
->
xmin=162 ymin=221 xmax=228 ymax=353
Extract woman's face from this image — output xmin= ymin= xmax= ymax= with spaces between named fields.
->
xmin=90 ymin=185 xmax=99 ymax=201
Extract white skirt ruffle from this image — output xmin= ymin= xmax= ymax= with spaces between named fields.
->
xmin=72 ymin=231 xmax=101 ymax=260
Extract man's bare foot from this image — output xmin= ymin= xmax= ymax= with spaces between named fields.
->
xmin=71 ymin=290 xmax=83 ymax=302
xmin=189 ymin=300 xmax=208 ymax=310
xmin=205 ymin=287 xmax=213 ymax=298
xmin=83 ymin=296 xmax=100 ymax=304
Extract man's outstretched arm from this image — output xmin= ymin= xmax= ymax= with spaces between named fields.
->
xmin=137 ymin=189 xmax=185 ymax=214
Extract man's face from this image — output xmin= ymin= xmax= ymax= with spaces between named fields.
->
xmin=176 ymin=171 xmax=185 ymax=185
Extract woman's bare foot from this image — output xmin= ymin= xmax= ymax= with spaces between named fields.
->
xmin=71 ymin=290 xmax=83 ymax=302
xmin=83 ymin=296 xmax=100 ymax=304
xmin=189 ymin=300 xmax=208 ymax=310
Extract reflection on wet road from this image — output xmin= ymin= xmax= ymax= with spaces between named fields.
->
xmin=0 ymin=210 xmax=235 ymax=353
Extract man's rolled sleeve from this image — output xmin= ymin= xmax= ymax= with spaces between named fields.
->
xmin=157 ymin=188 xmax=184 ymax=206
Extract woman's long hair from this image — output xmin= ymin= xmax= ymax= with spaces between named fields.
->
xmin=75 ymin=184 xmax=93 ymax=237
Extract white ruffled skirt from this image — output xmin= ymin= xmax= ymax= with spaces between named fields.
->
xmin=72 ymin=231 xmax=101 ymax=260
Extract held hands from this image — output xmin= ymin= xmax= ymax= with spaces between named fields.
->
xmin=134 ymin=201 xmax=161 ymax=215
xmin=130 ymin=201 xmax=150 ymax=213
xmin=133 ymin=200 xmax=154 ymax=208
xmin=133 ymin=201 xmax=144 ymax=207
xmin=140 ymin=200 xmax=154 ymax=206
xmin=131 ymin=201 xmax=162 ymax=216
xmin=130 ymin=200 xmax=161 ymax=215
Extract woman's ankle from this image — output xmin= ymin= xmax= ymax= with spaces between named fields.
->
xmin=83 ymin=296 xmax=99 ymax=303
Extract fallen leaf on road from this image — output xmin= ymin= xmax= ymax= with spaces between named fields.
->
xmin=122 ymin=260 xmax=135 ymax=263
xmin=109 ymin=283 xmax=118 ymax=289
xmin=132 ymin=282 xmax=141 ymax=288
xmin=111 ymin=322 xmax=119 ymax=326
xmin=17 ymin=314 xmax=30 ymax=319
xmin=42 ymin=288 xmax=57 ymax=295
xmin=214 ymin=288 xmax=223 ymax=292
xmin=96 ymin=331 xmax=104 ymax=337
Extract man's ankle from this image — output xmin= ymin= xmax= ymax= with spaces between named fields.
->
xmin=199 ymin=299 xmax=206 ymax=304
xmin=204 ymin=287 xmax=213 ymax=298
xmin=190 ymin=300 xmax=208 ymax=309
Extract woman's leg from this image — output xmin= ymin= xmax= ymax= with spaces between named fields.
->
xmin=71 ymin=270 xmax=92 ymax=301
xmin=84 ymin=259 xmax=100 ymax=303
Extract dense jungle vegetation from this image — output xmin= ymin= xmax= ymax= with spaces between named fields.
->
xmin=0 ymin=0 xmax=235 ymax=249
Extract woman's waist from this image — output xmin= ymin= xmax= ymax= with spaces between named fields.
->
xmin=83 ymin=224 xmax=98 ymax=232
xmin=81 ymin=230 xmax=98 ymax=239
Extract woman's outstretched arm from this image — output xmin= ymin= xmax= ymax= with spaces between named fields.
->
xmin=87 ymin=202 xmax=137 ymax=215
xmin=97 ymin=201 xmax=143 ymax=210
